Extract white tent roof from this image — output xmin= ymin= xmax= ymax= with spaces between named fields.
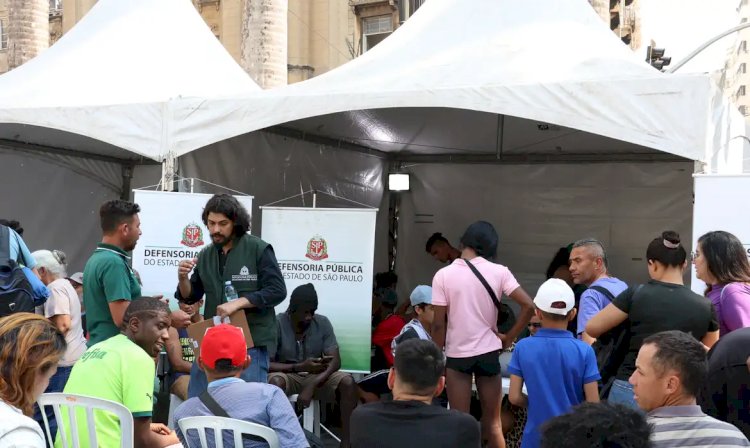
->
xmin=0 ymin=0 xmax=259 ymax=162
xmin=173 ymin=0 xmax=746 ymax=172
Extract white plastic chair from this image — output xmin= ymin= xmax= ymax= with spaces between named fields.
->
xmin=168 ymin=393 xmax=185 ymax=429
xmin=288 ymin=395 xmax=340 ymax=442
xmin=178 ymin=416 xmax=280 ymax=448
xmin=37 ymin=393 xmax=134 ymax=448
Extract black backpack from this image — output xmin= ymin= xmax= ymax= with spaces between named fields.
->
xmin=0 ymin=225 xmax=36 ymax=317
xmin=589 ymin=284 xmax=642 ymax=399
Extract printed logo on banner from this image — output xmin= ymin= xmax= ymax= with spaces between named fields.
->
xmin=306 ymin=236 xmax=329 ymax=261
xmin=180 ymin=223 xmax=205 ymax=248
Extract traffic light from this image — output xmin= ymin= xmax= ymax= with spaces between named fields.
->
xmin=646 ymin=45 xmax=671 ymax=71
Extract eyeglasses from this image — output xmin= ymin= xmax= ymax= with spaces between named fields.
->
xmin=528 ymin=322 xmax=542 ymax=328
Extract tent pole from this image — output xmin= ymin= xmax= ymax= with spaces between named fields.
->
xmin=120 ymin=164 xmax=134 ymax=201
xmin=495 ymin=115 xmax=505 ymax=160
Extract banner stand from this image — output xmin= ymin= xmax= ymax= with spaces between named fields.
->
xmin=261 ymin=193 xmax=377 ymax=373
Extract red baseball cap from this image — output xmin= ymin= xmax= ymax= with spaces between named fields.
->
xmin=199 ymin=324 xmax=247 ymax=369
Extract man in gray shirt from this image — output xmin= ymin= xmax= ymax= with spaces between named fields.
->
xmin=269 ymin=283 xmax=358 ymax=448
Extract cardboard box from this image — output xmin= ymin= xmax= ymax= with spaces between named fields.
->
xmin=186 ymin=310 xmax=254 ymax=360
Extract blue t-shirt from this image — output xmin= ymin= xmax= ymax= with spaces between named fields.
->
xmin=576 ymin=277 xmax=628 ymax=335
xmin=5 ymin=227 xmax=36 ymax=269
xmin=507 ymin=328 xmax=601 ymax=448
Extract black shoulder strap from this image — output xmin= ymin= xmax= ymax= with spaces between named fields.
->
xmin=463 ymin=258 xmax=503 ymax=311
xmin=589 ymin=285 xmax=615 ymax=301
xmin=0 ymin=225 xmax=10 ymax=264
xmin=199 ymin=390 xmax=230 ymax=418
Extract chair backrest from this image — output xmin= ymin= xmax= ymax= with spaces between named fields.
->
xmin=37 ymin=393 xmax=134 ymax=448
xmin=178 ymin=416 xmax=280 ymax=448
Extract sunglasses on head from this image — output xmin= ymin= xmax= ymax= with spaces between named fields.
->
xmin=528 ymin=322 xmax=542 ymax=328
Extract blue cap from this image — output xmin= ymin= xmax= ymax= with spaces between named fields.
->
xmin=410 ymin=285 xmax=432 ymax=307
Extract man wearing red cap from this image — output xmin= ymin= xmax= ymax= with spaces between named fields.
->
xmin=173 ymin=324 xmax=308 ymax=448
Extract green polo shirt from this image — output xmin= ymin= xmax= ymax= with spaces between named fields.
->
xmin=83 ymin=243 xmax=142 ymax=345
xmin=57 ymin=334 xmax=155 ymax=448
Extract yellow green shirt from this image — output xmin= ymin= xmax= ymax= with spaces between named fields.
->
xmin=56 ymin=334 xmax=154 ymax=448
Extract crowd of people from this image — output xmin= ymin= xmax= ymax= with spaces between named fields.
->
xmin=0 ymin=196 xmax=749 ymax=448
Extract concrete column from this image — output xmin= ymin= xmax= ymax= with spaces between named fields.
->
xmin=241 ymin=0 xmax=289 ymax=88
xmin=8 ymin=0 xmax=49 ymax=69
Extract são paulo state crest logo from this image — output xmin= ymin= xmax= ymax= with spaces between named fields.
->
xmin=305 ymin=235 xmax=329 ymax=261
xmin=181 ymin=223 xmax=205 ymax=248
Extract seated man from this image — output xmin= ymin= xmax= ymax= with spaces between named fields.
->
xmin=351 ymin=339 xmax=480 ymax=448
xmin=174 ymin=324 xmax=308 ymax=448
xmin=360 ymin=285 xmax=435 ymax=403
xmin=268 ymin=283 xmax=357 ymax=448
xmin=59 ymin=297 xmax=179 ymax=448
xmin=540 ymin=402 xmax=651 ymax=448
xmin=631 ymin=330 xmax=749 ymax=448
xmin=165 ymin=298 xmax=204 ymax=401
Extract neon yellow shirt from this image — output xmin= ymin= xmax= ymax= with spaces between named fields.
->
xmin=56 ymin=334 xmax=154 ymax=448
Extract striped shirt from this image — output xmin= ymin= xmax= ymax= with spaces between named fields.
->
xmin=649 ymin=405 xmax=750 ymax=448
xmin=174 ymin=377 xmax=309 ymax=448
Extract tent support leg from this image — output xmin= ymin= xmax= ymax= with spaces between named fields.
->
xmin=161 ymin=151 xmax=178 ymax=192
xmin=495 ymin=114 xmax=505 ymax=160
xmin=387 ymin=161 xmax=402 ymax=273
xmin=120 ymin=164 xmax=134 ymax=200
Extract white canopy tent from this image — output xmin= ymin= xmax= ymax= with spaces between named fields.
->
xmin=172 ymin=0 xmax=747 ymax=173
xmin=173 ymin=0 xmax=748 ymax=299
xmin=0 ymin=0 xmax=259 ymax=163
xmin=0 ymin=0 xmax=258 ymax=270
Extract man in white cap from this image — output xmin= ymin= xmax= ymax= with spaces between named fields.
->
xmin=391 ymin=285 xmax=435 ymax=356
xmin=507 ymin=278 xmax=600 ymax=448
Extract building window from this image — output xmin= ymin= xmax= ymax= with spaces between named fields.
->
xmin=743 ymin=18 xmax=749 ymax=24
xmin=739 ymin=41 xmax=747 ymax=54
xmin=738 ymin=85 xmax=746 ymax=98
xmin=739 ymin=63 xmax=747 ymax=76
xmin=0 ymin=19 xmax=7 ymax=50
xmin=411 ymin=0 xmax=427 ymax=14
xmin=363 ymin=15 xmax=393 ymax=52
xmin=740 ymin=105 xmax=748 ymax=116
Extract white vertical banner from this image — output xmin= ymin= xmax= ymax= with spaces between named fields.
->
xmin=692 ymin=174 xmax=750 ymax=293
xmin=132 ymin=191 xmax=253 ymax=300
xmin=261 ymin=207 xmax=377 ymax=373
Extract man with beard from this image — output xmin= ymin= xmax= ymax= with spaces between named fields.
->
xmin=84 ymin=200 xmax=173 ymax=345
xmin=269 ymin=283 xmax=358 ymax=448
xmin=59 ymin=297 xmax=179 ymax=447
xmin=177 ymin=194 xmax=286 ymax=397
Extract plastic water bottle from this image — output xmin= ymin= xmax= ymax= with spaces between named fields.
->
xmin=224 ymin=281 xmax=239 ymax=302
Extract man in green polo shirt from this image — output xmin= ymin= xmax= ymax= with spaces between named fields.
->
xmin=84 ymin=200 xmax=189 ymax=346
xmin=58 ymin=297 xmax=179 ymax=448
xmin=177 ymin=194 xmax=287 ymax=398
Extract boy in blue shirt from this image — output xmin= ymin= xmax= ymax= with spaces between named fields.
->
xmin=507 ymin=278 xmax=601 ymax=448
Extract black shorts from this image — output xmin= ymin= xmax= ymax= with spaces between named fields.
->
xmin=357 ymin=370 xmax=390 ymax=396
xmin=446 ymin=350 xmax=501 ymax=377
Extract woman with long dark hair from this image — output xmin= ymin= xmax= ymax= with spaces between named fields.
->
xmin=694 ymin=230 xmax=750 ymax=335
xmin=586 ymin=231 xmax=719 ymax=409
xmin=0 ymin=313 xmax=66 ymax=447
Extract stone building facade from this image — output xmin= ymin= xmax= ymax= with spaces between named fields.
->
xmin=0 ymin=0 xmax=637 ymax=80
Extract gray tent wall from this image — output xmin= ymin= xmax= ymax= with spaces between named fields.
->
xmin=174 ymin=126 xmax=694 ymax=308
xmin=395 ymin=161 xmax=694 ymax=304
xmin=177 ymin=130 xmax=391 ymax=272
xmin=0 ymin=148 xmax=161 ymax=273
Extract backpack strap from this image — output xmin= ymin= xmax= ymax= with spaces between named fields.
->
xmin=589 ymin=285 xmax=616 ymax=301
xmin=199 ymin=390 xmax=230 ymax=418
xmin=0 ymin=226 xmax=10 ymax=265
xmin=463 ymin=258 xmax=503 ymax=311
